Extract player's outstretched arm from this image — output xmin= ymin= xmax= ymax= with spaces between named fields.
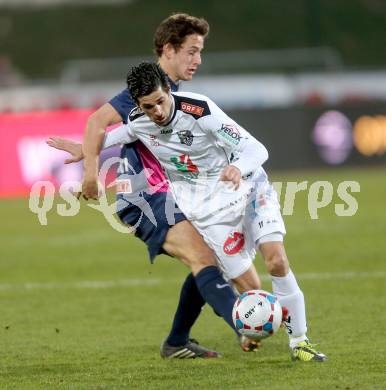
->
xmin=46 ymin=137 xmax=83 ymax=163
xmin=82 ymin=103 xmax=122 ymax=199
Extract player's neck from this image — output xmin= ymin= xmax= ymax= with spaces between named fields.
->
xmin=158 ymin=58 xmax=179 ymax=83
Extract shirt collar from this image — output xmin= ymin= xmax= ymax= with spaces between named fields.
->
xmin=167 ymin=76 xmax=179 ymax=92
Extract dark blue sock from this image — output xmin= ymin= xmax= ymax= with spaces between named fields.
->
xmin=195 ymin=265 xmax=237 ymax=332
xmin=166 ymin=273 xmax=205 ymax=347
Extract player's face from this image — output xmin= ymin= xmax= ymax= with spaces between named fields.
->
xmin=164 ymin=34 xmax=204 ymax=82
xmin=138 ymin=87 xmax=173 ymax=126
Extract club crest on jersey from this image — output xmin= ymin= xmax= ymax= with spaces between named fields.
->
xmin=223 ymin=232 xmax=245 ymax=255
xmin=181 ymin=102 xmax=204 ymax=116
xmin=217 ymin=124 xmax=242 ymax=145
xmin=177 ymin=130 xmax=194 ymax=146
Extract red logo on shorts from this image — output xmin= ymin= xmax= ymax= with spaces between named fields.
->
xmin=223 ymin=232 xmax=245 ymax=255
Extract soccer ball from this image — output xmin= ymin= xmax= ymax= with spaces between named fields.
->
xmin=232 ymin=290 xmax=283 ymax=339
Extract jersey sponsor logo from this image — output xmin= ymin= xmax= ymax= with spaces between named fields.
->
xmin=177 ymin=130 xmax=194 ymax=146
xmin=115 ymin=179 xmax=133 ymax=194
xmin=223 ymin=231 xmax=245 ymax=255
xmin=217 ymin=124 xmax=242 ymax=145
xmin=181 ymin=102 xmax=204 ymax=116
xmin=160 ymin=128 xmax=173 ymax=135
xmin=170 ymin=154 xmax=199 ymax=175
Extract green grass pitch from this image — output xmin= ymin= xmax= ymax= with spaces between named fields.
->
xmin=0 ymin=167 xmax=385 ymax=389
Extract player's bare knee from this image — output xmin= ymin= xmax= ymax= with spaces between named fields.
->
xmin=233 ymin=277 xmax=261 ymax=293
xmin=187 ymin=251 xmax=215 ymax=268
xmin=178 ymin=242 xmax=216 ymax=272
xmin=265 ymin=251 xmax=289 ymax=276
xmin=164 ymin=221 xmax=213 ymax=261
xmin=232 ymin=266 xmax=261 ymax=293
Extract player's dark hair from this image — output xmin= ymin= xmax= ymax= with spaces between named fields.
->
xmin=127 ymin=62 xmax=170 ymax=102
xmin=153 ymin=13 xmax=209 ymax=57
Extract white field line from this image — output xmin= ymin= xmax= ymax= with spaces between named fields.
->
xmin=0 ymin=278 xmax=161 ymax=291
xmin=0 ymin=271 xmax=385 ymax=292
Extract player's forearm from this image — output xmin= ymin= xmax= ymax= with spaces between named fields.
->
xmin=231 ymin=138 xmax=269 ymax=176
xmin=83 ymin=121 xmax=105 ymax=177
xmin=82 ymin=103 xmax=122 ymax=177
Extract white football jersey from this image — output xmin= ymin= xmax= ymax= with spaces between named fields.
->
xmin=104 ymin=91 xmax=269 ymax=221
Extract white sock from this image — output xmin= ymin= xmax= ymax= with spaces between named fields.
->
xmin=271 ymin=270 xmax=308 ymax=346
xmin=288 ymin=335 xmax=308 ymax=349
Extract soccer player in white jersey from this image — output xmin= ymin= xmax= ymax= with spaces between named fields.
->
xmin=101 ymin=62 xmax=327 ymax=361
xmin=49 ymin=13 xmax=266 ymax=358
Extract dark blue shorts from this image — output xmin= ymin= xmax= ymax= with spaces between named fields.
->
xmin=116 ymin=191 xmax=186 ymax=262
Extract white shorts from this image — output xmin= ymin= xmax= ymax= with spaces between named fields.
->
xmin=192 ymin=182 xmax=286 ymax=281
xmin=245 ymin=182 xmax=286 ymax=246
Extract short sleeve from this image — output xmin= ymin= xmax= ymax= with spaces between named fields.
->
xmin=109 ymin=89 xmax=136 ymax=124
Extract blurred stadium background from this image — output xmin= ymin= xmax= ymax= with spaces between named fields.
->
xmin=1 ymin=1 xmax=386 ymax=389
xmin=1 ymin=0 xmax=386 ymax=195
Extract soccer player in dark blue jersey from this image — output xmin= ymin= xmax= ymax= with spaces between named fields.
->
xmin=50 ymin=14 xmax=262 ymax=358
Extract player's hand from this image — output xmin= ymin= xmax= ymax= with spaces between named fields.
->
xmin=220 ymin=165 xmax=241 ymax=189
xmin=79 ymin=176 xmax=101 ymax=200
xmin=46 ymin=137 xmax=84 ymax=164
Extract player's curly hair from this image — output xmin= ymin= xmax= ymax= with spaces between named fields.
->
xmin=127 ymin=62 xmax=170 ymax=102
xmin=153 ymin=13 xmax=209 ymax=57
